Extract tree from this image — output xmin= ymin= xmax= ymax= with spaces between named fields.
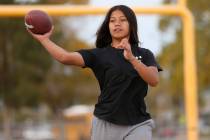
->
xmin=0 ymin=0 xmax=92 ymax=139
xmin=155 ymin=0 xmax=210 ymax=115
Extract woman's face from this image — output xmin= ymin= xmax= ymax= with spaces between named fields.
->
xmin=109 ymin=10 xmax=130 ymax=41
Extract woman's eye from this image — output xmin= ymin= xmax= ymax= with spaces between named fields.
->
xmin=110 ymin=20 xmax=115 ymax=22
xmin=121 ymin=19 xmax=127 ymax=22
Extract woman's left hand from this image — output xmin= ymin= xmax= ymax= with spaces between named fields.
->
xmin=117 ymin=38 xmax=135 ymax=62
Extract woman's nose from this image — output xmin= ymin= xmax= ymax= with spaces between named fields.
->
xmin=114 ymin=20 xmax=121 ymax=26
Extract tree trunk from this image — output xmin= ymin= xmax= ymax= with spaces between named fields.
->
xmin=1 ymin=30 xmax=12 ymax=140
xmin=2 ymin=105 xmax=12 ymax=140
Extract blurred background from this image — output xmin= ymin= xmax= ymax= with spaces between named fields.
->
xmin=0 ymin=0 xmax=209 ymax=140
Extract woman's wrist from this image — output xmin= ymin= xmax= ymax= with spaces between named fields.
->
xmin=128 ymin=56 xmax=136 ymax=62
xmin=40 ymin=38 xmax=50 ymax=44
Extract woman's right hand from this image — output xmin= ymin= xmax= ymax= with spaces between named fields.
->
xmin=27 ymin=26 xmax=54 ymax=42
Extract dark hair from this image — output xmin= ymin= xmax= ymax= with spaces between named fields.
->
xmin=96 ymin=5 xmax=139 ymax=48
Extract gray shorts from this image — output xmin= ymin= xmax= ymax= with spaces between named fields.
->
xmin=91 ymin=116 xmax=155 ymax=140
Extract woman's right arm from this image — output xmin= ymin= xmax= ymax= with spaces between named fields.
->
xmin=27 ymin=27 xmax=85 ymax=67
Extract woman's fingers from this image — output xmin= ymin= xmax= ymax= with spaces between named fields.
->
xmin=45 ymin=26 xmax=54 ymax=35
xmin=122 ymin=39 xmax=131 ymax=51
xmin=115 ymin=42 xmax=123 ymax=49
xmin=26 ymin=26 xmax=54 ymax=42
xmin=114 ymin=38 xmax=130 ymax=50
xmin=26 ymin=28 xmax=34 ymax=36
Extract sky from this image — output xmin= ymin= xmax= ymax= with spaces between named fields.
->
xmin=66 ymin=0 xmax=175 ymax=56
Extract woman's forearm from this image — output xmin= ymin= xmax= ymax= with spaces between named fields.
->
xmin=129 ymin=58 xmax=159 ymax=86
xmin=40 ymin=38 xmax=69 ymax=63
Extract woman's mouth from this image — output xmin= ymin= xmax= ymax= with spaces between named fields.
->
xmin=114 ymin=28 xmax=122 ymax=32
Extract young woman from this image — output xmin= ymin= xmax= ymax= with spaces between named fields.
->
xmin=27 ymin=5 xmax=162 ymax=140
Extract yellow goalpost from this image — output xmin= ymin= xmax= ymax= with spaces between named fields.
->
xmin=0 ymin=0 xmax=198 ymax=140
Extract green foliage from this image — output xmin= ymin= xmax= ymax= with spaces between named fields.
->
xmin=157 ymin=0 xmax=210 ymax=102
xmin=0 ymin=17 xmax=52 ymax=108
xmin=0 ymin=0 xmax=13 ymax=4
xmin=0 ymin=0 xmax=95 ymax=113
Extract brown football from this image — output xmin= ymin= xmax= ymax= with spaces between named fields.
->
xmin=25 ymin=10 xmax=52 ymax=34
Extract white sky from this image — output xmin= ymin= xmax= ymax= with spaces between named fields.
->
xmin=66 ymin=0 xmax=175 ymax=55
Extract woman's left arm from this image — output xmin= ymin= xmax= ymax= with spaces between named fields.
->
xmin=129 ymin=58 xmax=159 ymax=87
xmin=118 ymin=38 xmax=159 ymax=87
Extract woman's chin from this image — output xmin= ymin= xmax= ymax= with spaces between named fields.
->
xmin=113 ymin=36 xmax=128 ymax=41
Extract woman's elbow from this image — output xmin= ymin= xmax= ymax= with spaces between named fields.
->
xmin=149 ymin=77 xmax=159 ymax=87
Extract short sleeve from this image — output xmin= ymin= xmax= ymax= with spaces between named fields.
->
xmin=77 ymin=49 xmax=96 ymax=68
xmin=144 ymin=49 xmax=163 ymax=72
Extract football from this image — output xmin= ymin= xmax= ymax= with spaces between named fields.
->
xmin=25 ymin=10 xmax=52 ymax=35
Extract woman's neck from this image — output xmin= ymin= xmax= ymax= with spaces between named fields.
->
xmin=111 ymin=39 xmax=122 ymax=49
xmin=111 ymin=37 xmax=130 ymax=48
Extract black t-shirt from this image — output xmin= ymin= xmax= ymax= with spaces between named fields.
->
xmin=77 ymin=44 xmax=162 ymax=125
